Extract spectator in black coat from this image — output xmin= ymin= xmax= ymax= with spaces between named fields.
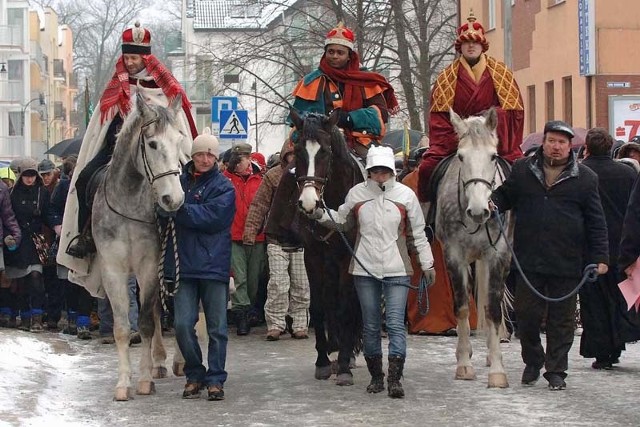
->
xmin=491 ymin=120 xmax=609 ymax=391
xmin=580 ymin=128 xmax=639 ymax=369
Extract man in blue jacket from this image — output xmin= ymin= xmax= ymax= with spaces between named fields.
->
xmin=491 ymin=120 xmax=609 ymax=391
xmin=164 ymin=127 xmax=236 ymax=401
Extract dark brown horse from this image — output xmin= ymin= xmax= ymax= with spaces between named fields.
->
xmin=271 ymin=110 xmax=363 ymax=385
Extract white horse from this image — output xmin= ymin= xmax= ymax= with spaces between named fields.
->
xmin=435 ymin=108 xmax=513 ymax=388
xmin=89 ymin=94 xmax=187 ymax=400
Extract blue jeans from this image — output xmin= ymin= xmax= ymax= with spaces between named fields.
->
xmin=174 ymin=278 xmax=229 ymax=387
xmin=353 ymin=275 xmax=410 ymax=358
xmin=99 ymin=276 xmax=139 ymax=335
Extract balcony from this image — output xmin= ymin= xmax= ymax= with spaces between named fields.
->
xmin=0 ymin=136 xmax=26 ymax=160
xmin=29 ymin=41 xmax=46 ymax=72
xmin=54 ymin=101 xmax=66 ymax=120
xmin=0 ymin=25 xmax=24 ymax=50
xmin=53 ymin=59 xmax=65 ymax=81
xmin=180 ymin=80 xmax=216 ymax=102
xmin=0 ymin=80 xmax=24 ymax=104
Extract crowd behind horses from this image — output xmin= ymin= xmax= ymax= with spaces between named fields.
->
xmin=1 ymin=127 xmax=640 ymax=389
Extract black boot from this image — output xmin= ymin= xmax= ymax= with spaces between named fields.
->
xmin=236 ymin=309 xmax=250 ymax=336
xmin=30 ymin=314 xmax=44 ymax=333
xmin=66 ymin=219 xmax=96 ymax=259
xmin=365 ymin=355 xmax=385 ymax=393
xmin=387 ymin=356 xmax=405 ymax=398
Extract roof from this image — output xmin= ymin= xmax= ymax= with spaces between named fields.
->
xmin=193 ymin=0 xmax=297 ymax=30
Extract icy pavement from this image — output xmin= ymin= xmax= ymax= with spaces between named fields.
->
xmin=0 ymin=327 xmax=638 ymax=426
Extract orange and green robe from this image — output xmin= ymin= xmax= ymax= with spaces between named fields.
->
xmin=289 ymin=69 xmax=390 ymax=148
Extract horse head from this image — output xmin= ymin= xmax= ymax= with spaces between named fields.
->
xmin=450 ymin=107 xmax=499 ymax=224
xmin=289 ymin=109 xmax=340 ymax=213
xmin=120 ymin=94 xmax=187 ymax=212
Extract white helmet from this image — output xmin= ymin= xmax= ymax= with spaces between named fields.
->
xmin=365 ymin=145 xmax=395 ymax=174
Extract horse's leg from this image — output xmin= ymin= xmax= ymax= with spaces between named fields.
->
xmin=335 ymin=271 xmax=358 ymax=386
xmin=151 ymin=299 xmax=168 ymax=379
xmin=448 ymin=257 xmax=475 ymax=380
xmin=311 ymin=297 xmax=331 ymax=379
xmin=485 ymin=258 xmax=510 ymax=388
xmin=102 ymin=265 xmax=134 ymax=400
xmin=135 ymin=263 xmax=164 ymax=394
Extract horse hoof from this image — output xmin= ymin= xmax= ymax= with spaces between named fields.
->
xmin=335 ymin=373 xmax=354 ymax=386
xmin=488 ymin=373 xmax=509 ymax=388
xmin=152 ymin=366 xmax=168 ymax=379
xmin=136 ymin=381 xmax=156 ymax=395
xmin=315 ymin=366 xmax=332 ymax=380
xmin=455 ymin=366 xmax=476 ymax=380
xmin=172 ymin=361 xmax=185 ymax=377
xmin=114 ymin=387 xmax=134 ymax=401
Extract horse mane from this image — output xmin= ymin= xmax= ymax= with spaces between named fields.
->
xmin=457 ymin=115 xmax=498 ymax=151
xmin=114 ymin=102 xmax=175 ymax=159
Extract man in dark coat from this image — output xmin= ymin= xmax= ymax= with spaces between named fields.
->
xmin=580 ymin=128 xmax=639 ymax=369
xmin=619 ymin=175 xmax=640 ymax=342
xmin=491 ymin=120 xmax=609 ymax=391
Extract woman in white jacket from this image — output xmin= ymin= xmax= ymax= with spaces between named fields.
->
xmin=308 ymin=145 xmax=435 ymax=398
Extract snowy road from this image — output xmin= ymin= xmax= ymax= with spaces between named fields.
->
xmin=0 ymin=327 xmax=638 ymax=426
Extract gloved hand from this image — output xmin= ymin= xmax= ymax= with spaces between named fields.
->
xmin=4 ymin=235 xmax=17 ymax=251
xmin=305 ymin=208 xmax=324 ymax=221
xmin=334 ymin=109 xmax=352 ymax=129
xmin=155 ymin=205 xmax=177 ymax=218
xmin=422 ymin=268 xmax=436 ymax=286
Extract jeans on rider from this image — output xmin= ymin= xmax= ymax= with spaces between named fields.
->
xmin=98 ymin=275 xmax=140 ymax=337
xmin=354 ymin=275 xmax=410 ymax=358
xmin=174 ymin=278 xmax=229 ymax=387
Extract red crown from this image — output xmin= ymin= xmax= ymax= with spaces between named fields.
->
xmin=455 ymin=10 xmax=489 ymax=53
xmin=122 ymin=21 xmax=151 ymax=55
xmin=325 ymin=22 xmax=355 ymax=50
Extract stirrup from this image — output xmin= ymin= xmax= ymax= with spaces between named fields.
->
xmin=65 ymin=234 xmax=96 ymax=258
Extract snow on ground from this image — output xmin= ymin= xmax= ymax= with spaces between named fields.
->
xmin=0 ymin=328 xmax=639 ymax=426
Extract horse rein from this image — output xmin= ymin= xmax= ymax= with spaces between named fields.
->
xmin=138 ymin=117 xmax=181 ymax=184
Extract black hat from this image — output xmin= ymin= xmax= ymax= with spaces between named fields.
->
xmin=543 ymin=120 xmax=574 ymax=139
xmin=221 ymin=149 xmax=232 ymax=164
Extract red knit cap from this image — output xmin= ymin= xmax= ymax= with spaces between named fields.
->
xmin=122 ymin=21 xmax=151 ymax=55
xmin=454 ymin=11 xmax=489 ymax=53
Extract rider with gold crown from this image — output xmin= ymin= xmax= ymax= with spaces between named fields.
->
xmin=289 ymin=22 xmax=399 ymax=159
xmin=61 ymin=22 xmax=197 ymax=262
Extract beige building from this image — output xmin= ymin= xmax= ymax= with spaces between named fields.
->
xmin=28 ymin=7 xmax=78 ymax=159
xmin=459 ymin=0 xmax=640 ymax=141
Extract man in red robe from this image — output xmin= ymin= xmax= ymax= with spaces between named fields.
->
xmin=408 ymin=12 xmax=524 ymax=335
xmin=417 ymin=12 xmax=524 ymax=202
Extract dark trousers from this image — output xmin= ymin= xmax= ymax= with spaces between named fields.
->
xmin=17 ymin=271 xmax=46 ymax=316
xmin=64 ymin=279 xmax=93 ymax=317
xmin=515 ymin=273 xmax=577 ymax=375
xmin=44 ymin=265 xmax=64 ymax=324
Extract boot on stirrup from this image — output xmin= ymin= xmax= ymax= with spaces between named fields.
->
xmin=365 ymin=355 xmax=385 ymax=393
xmin=66 ymin=221 xmax=96 ymax=258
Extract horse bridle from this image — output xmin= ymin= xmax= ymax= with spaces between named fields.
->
xmin=296 ymin=143 xmax=333 ymax=202
xmin=456 ymin=160 xmax=498 ymax=236
xmin=138 ymin=117 xmax=181 ymax=184
xmin=103 ymin=116 xmax=181 ymax=225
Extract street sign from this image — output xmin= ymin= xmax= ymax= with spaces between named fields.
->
xmin=219 ymin=109 xmax=249 ymax=139
xmin=211 ymin=96 xmax=238 ymax=124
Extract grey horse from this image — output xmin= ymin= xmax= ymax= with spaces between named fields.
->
xmin=89 ymin=94 xmax=187 ymax=400
xmin=435 ymin=108 xmax=513 ymax=388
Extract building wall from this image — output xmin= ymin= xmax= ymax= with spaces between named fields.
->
xmin=462 ymin=0 xmax=640 ymax=138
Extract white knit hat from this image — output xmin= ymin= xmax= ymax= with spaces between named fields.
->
xmin=191 ymin=127 xmax=220 ymax=157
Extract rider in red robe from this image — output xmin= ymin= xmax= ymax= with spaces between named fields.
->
xmin=408 ymin=12 xmax=524 ymax=335
xmin=417 ymin=12 xmax=524 ymax=202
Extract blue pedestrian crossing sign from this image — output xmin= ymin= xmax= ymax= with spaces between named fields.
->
xmin=219 ymin=109 xmax=248 ymax=139
xmin=211 ymin=96 xmax=237 ymax=124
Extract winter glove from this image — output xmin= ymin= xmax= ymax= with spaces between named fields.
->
xmin=422 ymin=268 xmax=436 ymax=286
xmin=3 ymin=235 xmax=17 ymax=251
xmin=335 ymin=109 xmax=353 ymax=129
xmin=155 ymin=205 xmax=177 ymax=218
xmin=305 ymin=208 xmax=324 ymax=221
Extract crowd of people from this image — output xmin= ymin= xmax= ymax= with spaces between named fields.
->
xmin=2 ymin=14 xmax=640 ymax=402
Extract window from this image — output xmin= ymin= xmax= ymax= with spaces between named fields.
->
xmin=7 ymin=60 xmax=23 ymax=80
xmin=488 ymin=0 xmax=497 ymax=30
xmin=8 ymin=112 xmax=22 ymax=136
xmin=545 ymin=80 xmax=555 ymax=122
xmin=527 ymin=85 xmax=536 ymax=133
xmin=562 ymin=76 xmax=573 ymax=125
